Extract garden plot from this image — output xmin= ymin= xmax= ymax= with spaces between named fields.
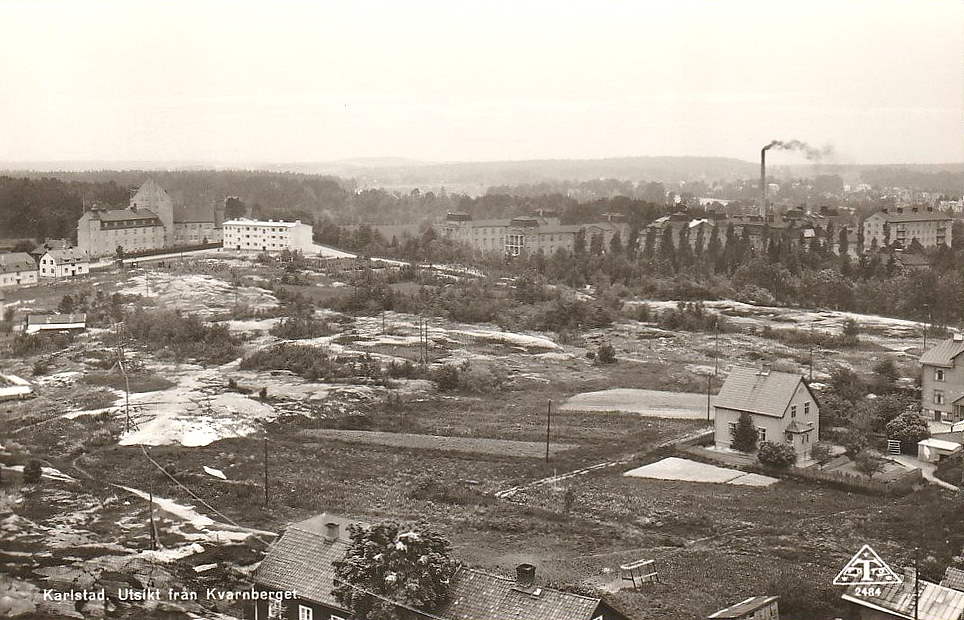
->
xmin=302 ymin=429 xmax=578 ymax=458
xmin=624 ymin=457 xmax=778 ymax=486
xmin=561 ymin=388 xmax=712 ymax=419
xmin=117 ymin=271 xmax=279 ymax=316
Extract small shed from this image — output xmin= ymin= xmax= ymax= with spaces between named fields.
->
xmin=708 ymin=596 xmax=779 ymax=620
xmin=0 ymin=374 xmax=33 ymax=402
xmin=24 ymin=313 xmax=87 ymax=334
xmin=917 ymin=438 xmax=963 ymax=463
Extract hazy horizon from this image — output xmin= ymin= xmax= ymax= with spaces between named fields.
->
xmin=1 ymin=0 xmax=961 ymax=168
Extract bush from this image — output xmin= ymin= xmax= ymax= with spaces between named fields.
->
xmin=269 ymin=315 xmax=334 ymax=340
xmin=597 ymin=343 xmax=617 ymax=364
xmin=886 ymin=412 xmax=930 ymax=451
xmin=23 ymin=459 xmax=43 ymax=484
xmin=730 ymin=412 xmax=759 ymax=453
xmin=757 ymin=441 xmax=797 ymax=469
xmin=853 ymin=449 xmax=886 ymax=478
xmin=122 ymin=309 xmax=240 ymax=364
xmin=810 ymin=442 xmax=833 ymax=464
xmin=431 ymin=365 xmax=461 ymax=392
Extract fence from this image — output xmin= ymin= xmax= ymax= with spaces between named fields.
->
xmin=677 ymin=444 xmax=922 ymax=496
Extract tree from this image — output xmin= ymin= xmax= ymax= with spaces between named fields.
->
xmin=810 ymin=442 xmax=833 ymax=464
xmin=332 ymin=521 xmax=459 ymax=620
xmin=23 ymin=459 xmax=43 ymax=484
xmin=853 ymin=449 xmax=886 ymax=478
xmin=731 ymin=412 xmax=759 ymax=453
xmin=840 ymin=318 xmax=860 ymax=346
xmin=757 ymin=441 xmax=797 ymax=469
xmin=115 ymin=245 xmax=126 ymax=260
xmin=886 ymin=412 xmax=931 ymax=451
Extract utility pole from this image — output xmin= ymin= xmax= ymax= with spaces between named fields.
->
xmin=809 ymin=323 xmax=814 ymax=382
xmin=263 ymin=429 xmax=269 ymax=509
xmin=545 ymin=400 xmax=552 ymax=463
xmin=148 ymin=479 xmax=157 ymax=551
xmin=706 ymin=375 xmax=712 ymax=422
xmin=914 ymin=547 xmax=920 ymax=620
xmin=714 ymin=318 xmax=720 ymax=375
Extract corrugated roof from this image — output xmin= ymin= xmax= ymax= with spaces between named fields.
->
xmin=843 ymin=572 xmax=964 ymax=620
xmin=26 ymin=313 xmax=87 ymax=325
xmin=942 ymin=567 xmax=964 ymax=592
xmin=436 ymin=569 xmax=601 ymax=620
xmin=43 ymin=248 xmax=87 ymax=264
xmin=920 ymin=338 xmax=964 ymax=367
xmin=714 ymin=367 xmax=806 ymax=418
xmin=0 ymin=252 xmax=37 ymax=274
xmin=708 ymin=596 xmax=778 ymax=619
xmin=253 ymin=513 xmax=364 ymax=610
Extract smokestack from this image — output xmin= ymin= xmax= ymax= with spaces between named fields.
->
xmin=760 ymin=148 xmax=767 ymax=218
xmin=515 ymin=564 xmax=536 ymax=586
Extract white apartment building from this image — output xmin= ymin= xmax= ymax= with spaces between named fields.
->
xmin=862 ymin=207 xmax=953 ymax=249
xmin=222 ymin=218 xmax=313 ymax=253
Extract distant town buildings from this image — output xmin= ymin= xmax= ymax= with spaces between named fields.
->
xmin=919 ymin=335 xmax=964 ymax=423
xmin=77 ymin=178 xmax=224 ymax=258
xmin=714 ymin=366 xmax=819 ymax=461
xmin=222 ymin=217 xmax=313 ymax=253
xmin=440 ymin=212 xmax=629 ymax=257
xmin=0 ymin=252 xmax=39 ymax=288
xmin=862 ymin=207 xmax=953 ymax=249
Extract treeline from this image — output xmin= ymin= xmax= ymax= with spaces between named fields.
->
xmin=0 ymin=176 xmax=128 ymax=240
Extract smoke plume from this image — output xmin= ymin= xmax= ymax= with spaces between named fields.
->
xmin=762 ymin=139 xmax=833 ymax=161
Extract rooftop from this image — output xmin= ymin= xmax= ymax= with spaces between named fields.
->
xmin=942 ymin=567 xmax=964 ymax=592
xmin=871 ymin=209 xmax=953 ymax=223
xmin=26 ymin=313 xmax=87 ymax=325
xmin=708 ymin=596 xmax=779 ymax=619
xmin=0 ymin=252 xmax=37 ymax=274
xmin=842 ymin=570 xmax=964 ymax=620
xmin=92 ymin=207 xmax=162 ymax=223
xmin=920 ymin=337 xmax=964 ymax=368
xmin=714 ymin=367 xmax=808 ymax=418
xmin=223 ymin=217 xmax=305 ymax=228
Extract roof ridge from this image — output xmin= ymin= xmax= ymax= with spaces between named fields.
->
xmin=456 ymin=567 xmax=602 ymax=602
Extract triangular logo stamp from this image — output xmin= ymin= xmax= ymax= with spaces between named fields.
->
xmin=833 ymin=545 xmax=903 ymax=585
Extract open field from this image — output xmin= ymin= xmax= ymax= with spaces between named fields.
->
xmin=1 ymin=256 xmax=961 ymax=620
xmin=301 ymin=429 xmax=578 ymax=458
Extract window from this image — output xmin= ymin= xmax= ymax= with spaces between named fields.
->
xmin=298 ymin=605 xmax=313 ymax=620
xmin=785 ymin=432 xmax=793 ymax=444
xmin=728 ymin=422 xmax=737 ymax=436
xmin=935 ymin=369 xmax=945 ymax=382
xmin=790 ymin=405 xmax=797 ymax=418
xmin=757 ymin=427 xmax=767 ymax=442
xmin=803 ymin=433 xmax=810 ymax=443
xmin=934 ymin=390 xmax=945 ymax=405
xmin=804 ymin=402 xmax=811 ymax=416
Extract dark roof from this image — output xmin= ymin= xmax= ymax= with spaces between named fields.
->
xmin=714 ymin=367 xmax=807 ymax=418
xmin=943 ymin=567 xmax=964 ymax=592
xmin=43 ymin=249 xmax=87 ymax=264
xmin=174 ymin=203 xmax=217 ymax=223
xmin=870 ymin=210 xmax=953 ymax=223
xmin=842 ymin=572 xmax=964 ymax=620
xmin=94 ymin=208 xmax=162 ymax=223
xmin=26 ymin=313 xmax=87 ymax=325
xmin=920 ymin=337 xmax=964 ymax=368
xmin=253 ymin=513 xmax=364 ymax=611
xmin=436 ymin=568 xmax=601 ymax=620
xmin=0 ymin=252 xmax=37 ymax=274
xmin=31 ymin=238 xmax=70 ymax=255
xmin=708 ymin=596 xmax=779 ymax=619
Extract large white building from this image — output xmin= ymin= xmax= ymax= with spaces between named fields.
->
xmin=862 ymin=207 xmax=953 ymax=249
xmin=77 ymin=179 xmax=224 ymax=258
xmin=222 ymin=218 xmax=313 ymax=253
xmin=440 ymin=212 xmax=629 ymax=257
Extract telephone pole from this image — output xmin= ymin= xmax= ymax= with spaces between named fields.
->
xmin=263 ymin=429 xmax=269 ymax=508
xmin=545 ymin=400 xmax=552 ymax=463
xmin=706 ymin=375 xmax=712 ymax=422
xmin=148 ymin=480 xmax=157 ymax=551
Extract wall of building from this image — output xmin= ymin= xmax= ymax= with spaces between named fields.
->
xmin=0 ymin=268 xmax=38 ymax=288
xmin=713 ymin=383 xmax=818 ymax=459
xmin=173 ymin=221 xmax=222 ymax=245
xmin=714 ymin=408 xmax=785 ymax=452
xmin=223 ymin=221 xmax=313 ymax=253
xmin=38 ymin=255 xmax=90 ymax=278
xmin=921 ymin=360 xmax=964 ymax=422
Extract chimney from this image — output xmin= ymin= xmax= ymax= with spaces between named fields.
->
xmin=903 ymin=567 xmax=916 ymax=587
xmin=760 ymin=148 xmax=767 ymax=218
xmin=953 ymin=333 xmax=963 ymax=342
xmin=515 ymin=564 xmax=536 ymax=587
xmin=324 ymin=522 xmax=340 ymax=543
xmin=912 ymin=207 xmax=919 ymax=213
xmin=896 ymin=207 xmax=904 ymax=214
xmin=759 ymin=363 xmax=771 ymax=376
xmin=927 ymin=206 xmax=934 ymax=212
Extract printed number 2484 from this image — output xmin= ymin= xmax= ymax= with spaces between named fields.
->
xmin=854 ymin=586 xmax=882 ymax=597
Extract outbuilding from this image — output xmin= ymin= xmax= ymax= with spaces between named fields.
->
xmin=917 ymin=438 xmax=963 ymax=463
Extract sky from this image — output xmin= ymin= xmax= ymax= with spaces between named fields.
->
xmin=0 ymin=0 xmax=961 ymax=166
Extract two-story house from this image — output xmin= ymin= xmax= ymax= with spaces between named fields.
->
xmin=920 ymin=334 xmax=964 ymax=423
xmin=714 ymin=366 xmax=819 ymax=461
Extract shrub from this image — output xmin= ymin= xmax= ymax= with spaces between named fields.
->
xmin=431 ymin=365 xmax=461 ymax=392
xmin=757 ymin=441 xmax=797 ymax=469
xmin=810 ymin=442 xmax=833 ymax=464
xmin=597 ymin=343 xmax=617 ymax=364
xmin=886 ymin=412 xmax=930 ymax=451
xmin=269 ymin=315 xmax=334 ymax=340
xmin=122 ymin=309 xmax=240 ymax=364
xmin=730 ymin=412 xmax=759 ymax=453
xmin=23 ymin=459 xmax=43 ymax=484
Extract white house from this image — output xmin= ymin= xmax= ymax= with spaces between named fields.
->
xmin=38 ymin=249 xmax=90 ymax=279
xmin=222 ymin=218 xmax=313 ymax=253
xmin=714 ymin=366 xmax=819 ymax=460
xmin=0 ymin=252 xmax=39 ymax=288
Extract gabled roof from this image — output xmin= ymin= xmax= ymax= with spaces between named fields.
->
xmin=714 ymin=367 xmax=808 ymax=418
xmin=920 ymin=337 xmax=964 ymax=368
xmin=26 ymin=313 xmax=87 ymax=325
xmin=30 ymin=238 xmax=69 ymax=255
xmin=95 ymin=208 xmax=162 ymax=223
xmin=174 ymin=203 xmax=217 ymax=224
xmin=708 ymin=596 xmax=779 ymax=619
xmin=253 ymin=513 xmax=364 ymax=611
xmin=0 ymin=252 xmax=37 ymax=274
xmin=436 ymin=568 xmax=601 ymax=620
xmin=43 ymin=249 xmax=88 ymax=264
xmin=842 ymin=572 xmax=964 ymax=620
xmin=942 ymin=567 xmax=964 ymax=592
xmin=130 ymin=178 xmax=173 ymax=210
